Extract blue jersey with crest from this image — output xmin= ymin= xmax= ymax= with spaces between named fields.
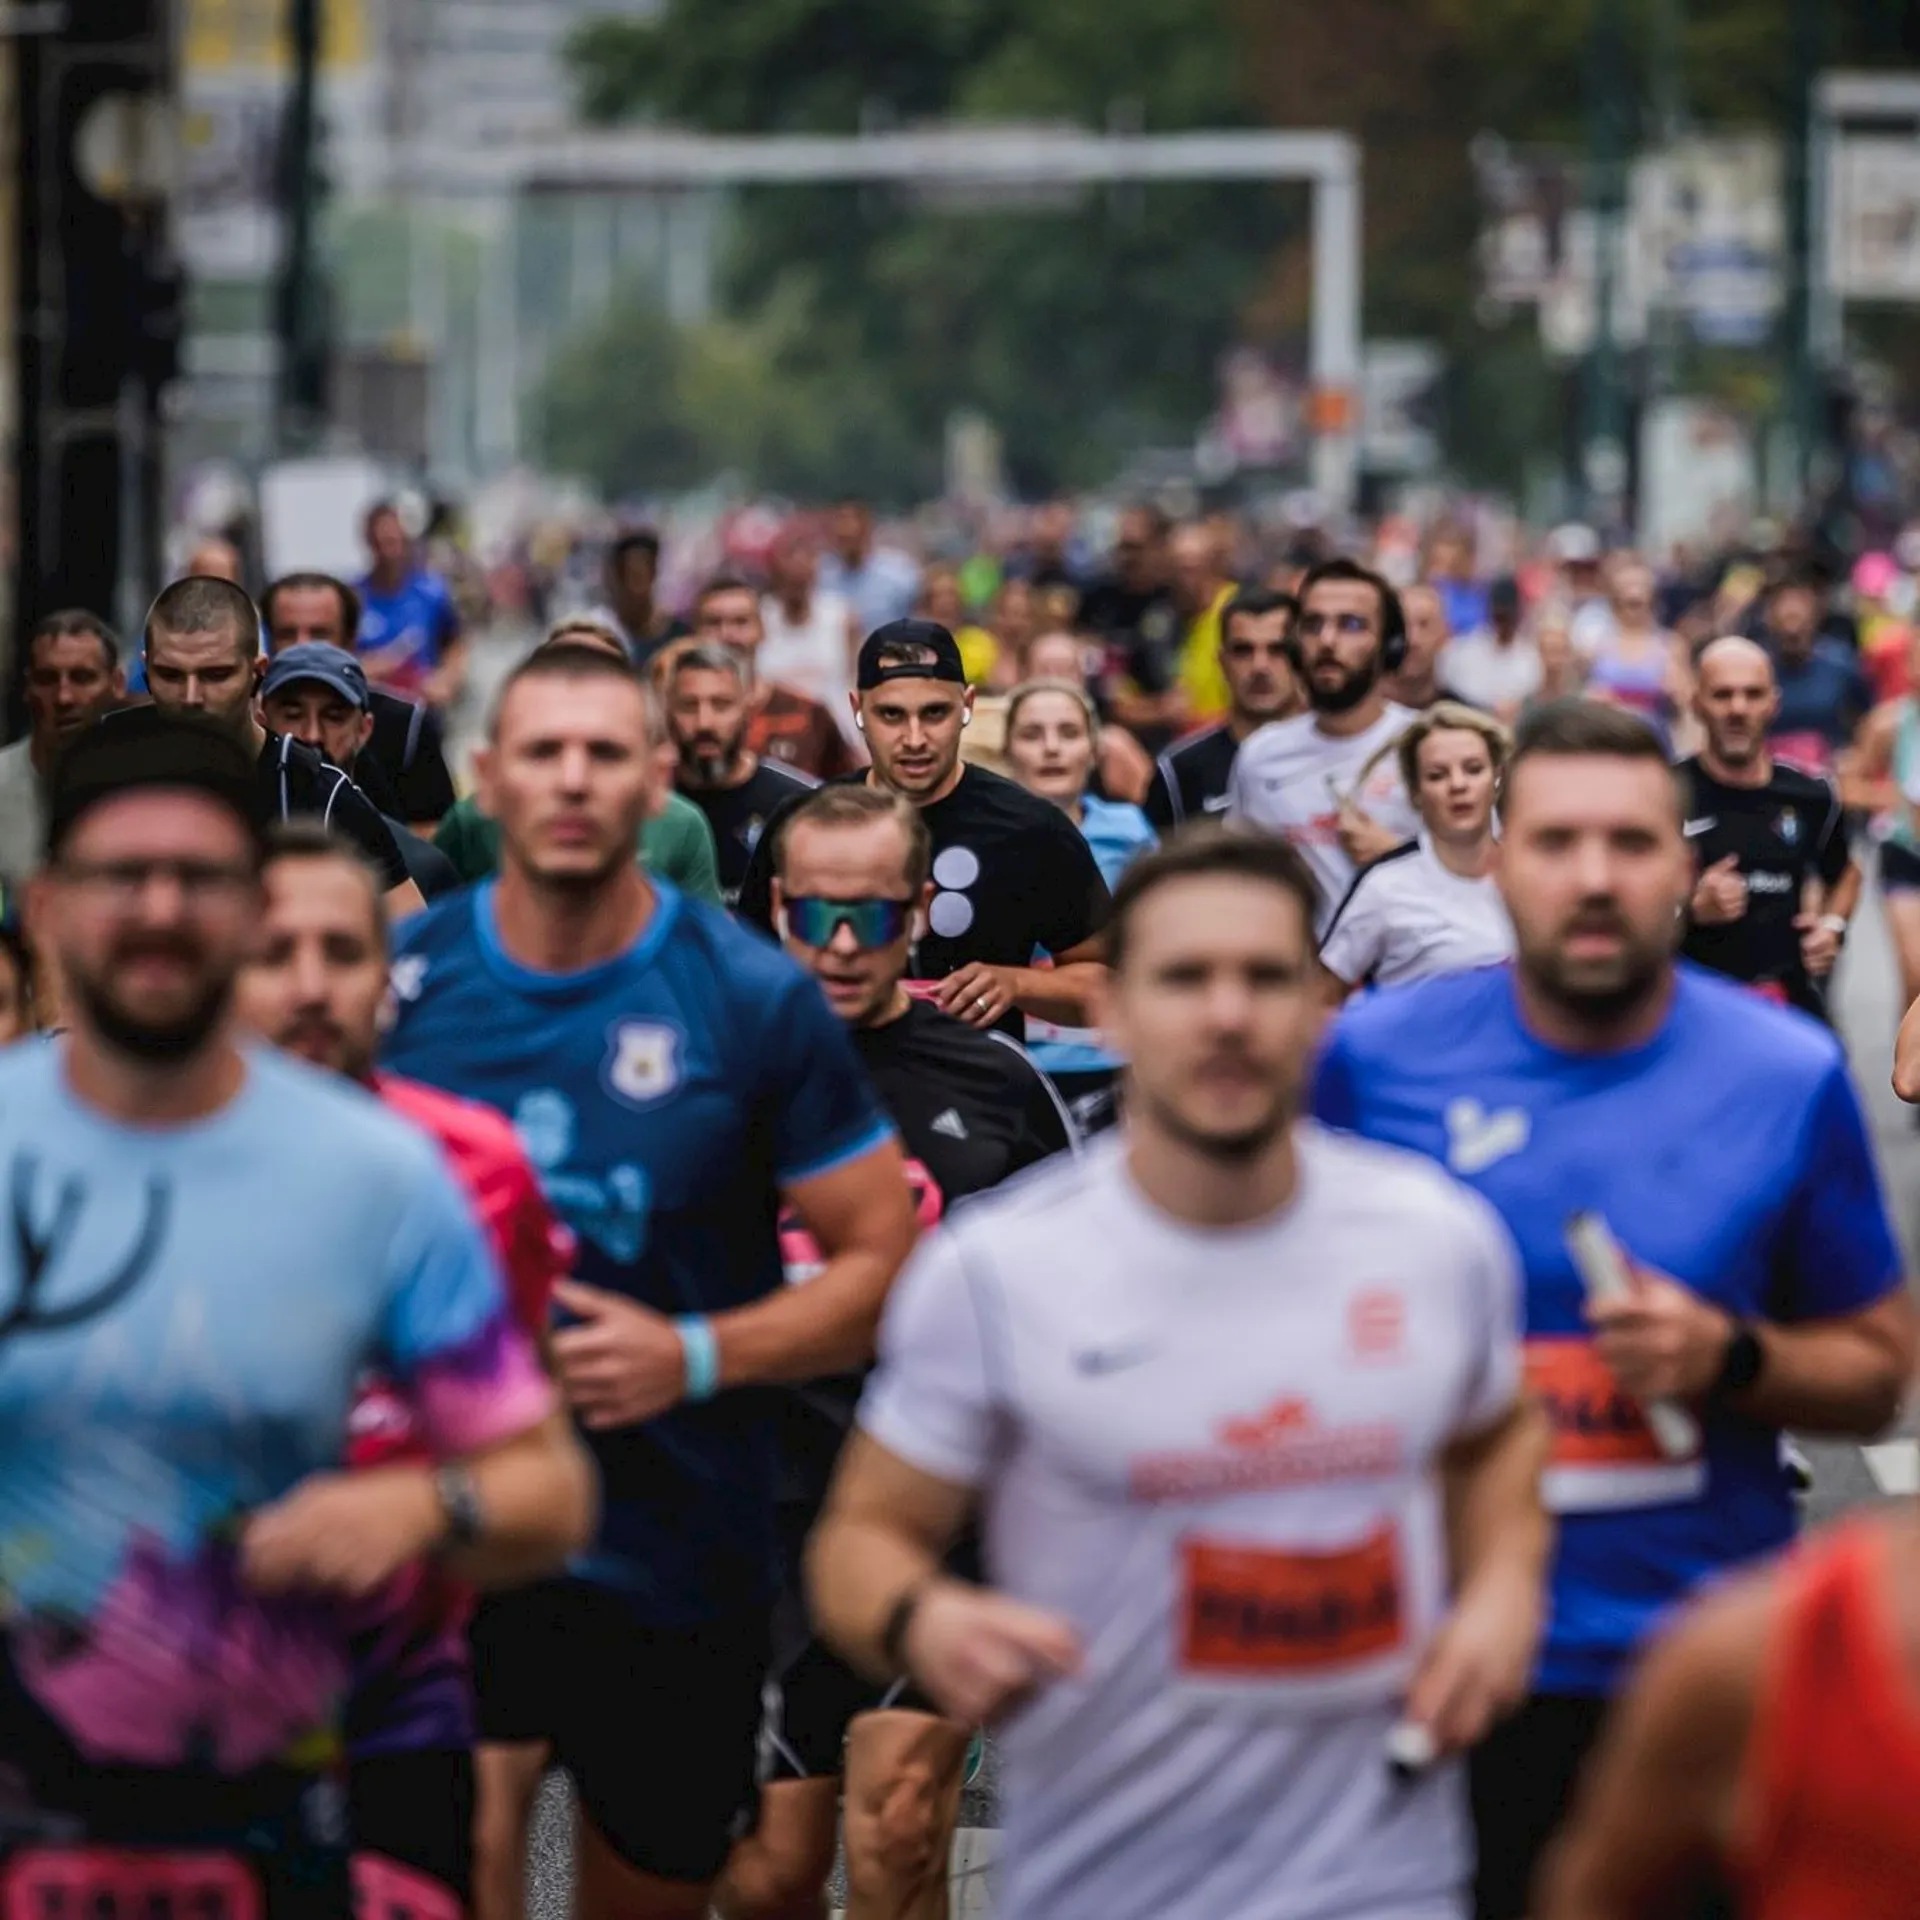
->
xmin=382 ymin=878 xmax=894 ymax=1624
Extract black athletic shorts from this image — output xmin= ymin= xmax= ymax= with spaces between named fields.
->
xmin=468 ymin=1579 xmax=767 ymax=1885
xmin=347 ymin=1748 xmax=473 ymax=1903
xmin=761 ymin=1501 xmax=950 ymax=1781
xmin=1881 ymin=840 xmax=1920 ymax=893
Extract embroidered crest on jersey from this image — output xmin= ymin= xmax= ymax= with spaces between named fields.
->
xmin=389 ymin=956 xmax=428 ymax=1004
xmin=1775 ymin=808 xmax=1801 ymax=846
xmin=605 ymin=1023 xmax=680 ymax=1105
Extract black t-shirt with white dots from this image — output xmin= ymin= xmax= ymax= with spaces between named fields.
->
xmin=735 ymin=763 xmax=1113 ymax=1037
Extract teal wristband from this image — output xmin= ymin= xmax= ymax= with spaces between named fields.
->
xmin=676 ymin=1315 xmax=721 ymax=1403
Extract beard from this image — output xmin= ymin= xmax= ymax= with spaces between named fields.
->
xmin=1136 ymin=1079 xmax=1293 ymax=1165
xmin=1306 ymin=655 xmax=1380 ymax=715
xmin=677 ymin=729 xmax=744 ymax=789
xmin=270 ymin=1011 xmax=374 ymax=1079
xmin=69 ymin=958 xmax=232 ymax=1064
xmin=1522 ymin=909 xmax=1674 ymax=1021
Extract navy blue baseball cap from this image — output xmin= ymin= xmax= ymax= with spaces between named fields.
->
xmin=260 ymin=643 xmax=370 ymax=709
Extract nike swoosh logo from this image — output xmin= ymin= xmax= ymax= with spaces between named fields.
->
xmin=1683 ymin=817 xmax=1717 ymax=837
xmin=1444 ymin=1098 xmax=1531 ymax=1176
xmin=1201 ymin=794 xmax=1232 ymax=814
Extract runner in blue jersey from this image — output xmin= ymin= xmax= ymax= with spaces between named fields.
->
xmin=0 ymin=711 xmax=592 ymax=1920
xmin=357 ymin=501 xmax=467 ymax=711
xmin=380 ymin=642 xmax=918 ymax=1920
xmin=1312 ymin=697 xmax=1914 ymax=1920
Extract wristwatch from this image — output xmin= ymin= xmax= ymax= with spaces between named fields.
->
xmin=433 ymin=1463 xmax=487 ymax=1553
xmin=880 ymin=1579 xmax=933 ymax=1675
xmin=1711 ymin=1320 xmax=1767 ymax=1401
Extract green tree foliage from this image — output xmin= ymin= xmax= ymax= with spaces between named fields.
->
xmin=548 ymin=0 xmax=1920 ymax=500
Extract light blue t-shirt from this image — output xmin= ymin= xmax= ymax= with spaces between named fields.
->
xmin=1026 ymin=796 xmax=1156 ymax=1078
xmin=0 ymin=1041 xmax=546 ymax=1785
xmin=1313 ymin=965 xmax=1901 ymax=1695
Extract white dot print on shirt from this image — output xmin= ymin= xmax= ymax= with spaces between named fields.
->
xmin=928 ymin=844 xmax=981 ymax=938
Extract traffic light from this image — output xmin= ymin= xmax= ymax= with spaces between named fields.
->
xmin=14 ymin=1 xmax=177 ymax=647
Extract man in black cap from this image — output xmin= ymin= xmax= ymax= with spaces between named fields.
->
xmin=3 ymin=708 xmax=591 ymax=1913
xmin=142 ymin=575 xmax=426 ymax=917
xmin=736 ymin=620 xmax=1111 ymax=1035
xmin=262 ymin=572 xmax=457 ymax=830
xmin=259 ymin=645 xmax=461 ymax=899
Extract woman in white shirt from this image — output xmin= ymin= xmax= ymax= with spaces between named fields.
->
xmin=1318 ymin=700 xmax=1514 ymax=997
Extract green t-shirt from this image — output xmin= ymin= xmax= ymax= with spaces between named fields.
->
xmin=432 ymin=789 xmax=724 ymax=907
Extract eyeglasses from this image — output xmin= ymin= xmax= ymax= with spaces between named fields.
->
xmin=1296 ymin=611 xmax=1376 ymax=639
xmin=59 ymin=858 xmax=254 ymax=907
xmin=1224 ymin=640 xmax=1294 ymax=661
xmin=783 ymin=896 xmax=914 ymax=950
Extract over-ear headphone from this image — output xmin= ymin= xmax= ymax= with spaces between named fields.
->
xmin=1378 ymin=583 xmax=1409 ymax=676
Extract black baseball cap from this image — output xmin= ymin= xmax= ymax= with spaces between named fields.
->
xmin=46 ymin=708 xmax=263 ymax=859
xmin=855 ymin=619 xmax=969 ymax=691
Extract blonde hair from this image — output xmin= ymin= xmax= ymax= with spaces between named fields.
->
xmin=1005 ymin=676 xmax=1100 ymax=741
xmin=1394 ymin=700 xmax=1512 ymax=799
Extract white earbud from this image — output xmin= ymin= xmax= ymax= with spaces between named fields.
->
xmin=961 ymin=710 xmax=972 ymax=728
xmin=854 ymin=713 xmax=866 ymax=732
xmin=775 ymin=908 xmax=790 ymax=940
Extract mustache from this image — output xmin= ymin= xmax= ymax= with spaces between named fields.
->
xmin=108 ymin=934 xmax=206 ymax=965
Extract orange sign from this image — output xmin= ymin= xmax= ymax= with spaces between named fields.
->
xmin=1525 ymin=1337 xmax=1668 ymax=1469
xmin=1179 ymin=1525 xmax=1403 ymax=1676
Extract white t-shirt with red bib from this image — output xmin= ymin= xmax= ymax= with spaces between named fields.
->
xmin=859 ymin=1125 xmax=1524 ymax=1920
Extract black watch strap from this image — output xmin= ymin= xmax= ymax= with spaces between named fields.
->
xmin=1711 ymin=1321 xmax=1766 ymax=1400
xmin=880 ymin=1580 xmax=932 ymax=1675
xmin=434 ymin=1463 xmax=486 ymax=1552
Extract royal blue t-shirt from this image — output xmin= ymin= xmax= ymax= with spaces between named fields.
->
xmin=381 ymin=879 xmax=895 ymax=1625
xmin=356 ymin=569 xmax=460 ymax=699
xmin=1313 ymin=964 xmax=1901 ymax=1695
xmin=1768 ymin=639 xmax=1873 ymax=777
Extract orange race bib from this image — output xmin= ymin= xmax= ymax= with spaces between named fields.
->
xmin=353 ymin=1852 xmax=463 ymax=1920
xmin=2 ymin=1847 xmax=262 ymax=1920
xmin=1179 ymin=1525 xmax=1404 ymax=1678
xmin=1525 ymin=1337 xmax=1704 ymax=1513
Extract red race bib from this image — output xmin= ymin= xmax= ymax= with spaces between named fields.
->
xmin=2 ymin=1847 xmax=261 ymax=1920
xmin=1178 ymin=1525 xmax=1403 ymax=1677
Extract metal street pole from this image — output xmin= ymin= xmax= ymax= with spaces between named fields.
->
xmin=1782 ymin=0 xmax=1825 ymax=504
xmin=273 ymin=0 xmax=326 ymax=453
xmin=1582 ymin=0 xmax=1633 ymax=526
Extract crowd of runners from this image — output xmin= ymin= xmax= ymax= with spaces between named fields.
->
xmin=0 ymin=491 xmax=1917 ymax=1920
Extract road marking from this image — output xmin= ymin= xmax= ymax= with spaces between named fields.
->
xmin=1863 ymin=1439 xmax=1920 ymax=1496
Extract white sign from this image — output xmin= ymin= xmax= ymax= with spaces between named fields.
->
xmin=1360 ymin=341 xmax=1442 ymax=475
xmin=1828 ymin=137 xmax=1920 ymax=301
xmin=1631 ymin=137 xmax=1783 ymax=347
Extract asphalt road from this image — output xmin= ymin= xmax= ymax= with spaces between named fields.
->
xmin=453 ymin=626 xmax=1920 ymax=1916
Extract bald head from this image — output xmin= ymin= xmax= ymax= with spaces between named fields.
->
xmin=1696 ymin=635 xmax=1774 ymax=692
xmin=1692 ymin=635 xmax=1779 ymax=774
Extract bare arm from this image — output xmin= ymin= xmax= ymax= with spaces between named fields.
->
xmin=806 ymin=1431 xmax=1083 ymax=1724
xmin=1897 ymin=995 xmax=1920 ymax=1101
xmin=713 ymin=1139 xmax=920 ymax=1385
xmin=1537 ymin=1574 xmax=1768 ymax=1920
xmin=241 ymin=1407 xmax=597 ymax=1598
xmin=807 ymin=1430 xmax=974 ymax=1679
xmin=1407 ymin=1397 xmax=1553 ymax=1750
xmin=442 ymin=1407 xmax=598 ymax=1587
xmin=1838 ymin=703 xmax=1896 ymax=813
xmin=1009 ymin=944 xmax=1107 ymax=1026
xmin=1727 ymin=1294 xmax=1914 ymax=1437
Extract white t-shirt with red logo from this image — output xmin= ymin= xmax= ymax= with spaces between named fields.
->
xmin=858 ymin=1125 xmax=1524 ymax=1920
xmin=1226 ymin=705 xmax=1422 ymax=934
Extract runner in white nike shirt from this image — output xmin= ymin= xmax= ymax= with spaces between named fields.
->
xmin=808 ymin=827 xmax=1551 ymax=1920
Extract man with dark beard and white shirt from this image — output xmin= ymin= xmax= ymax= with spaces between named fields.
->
xmin=1227 ymin=558 xmax=1421 ymax=934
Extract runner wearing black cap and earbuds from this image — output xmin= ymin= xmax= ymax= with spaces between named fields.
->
xmin=736 ymin=619 xmax=1111 ymax=1037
